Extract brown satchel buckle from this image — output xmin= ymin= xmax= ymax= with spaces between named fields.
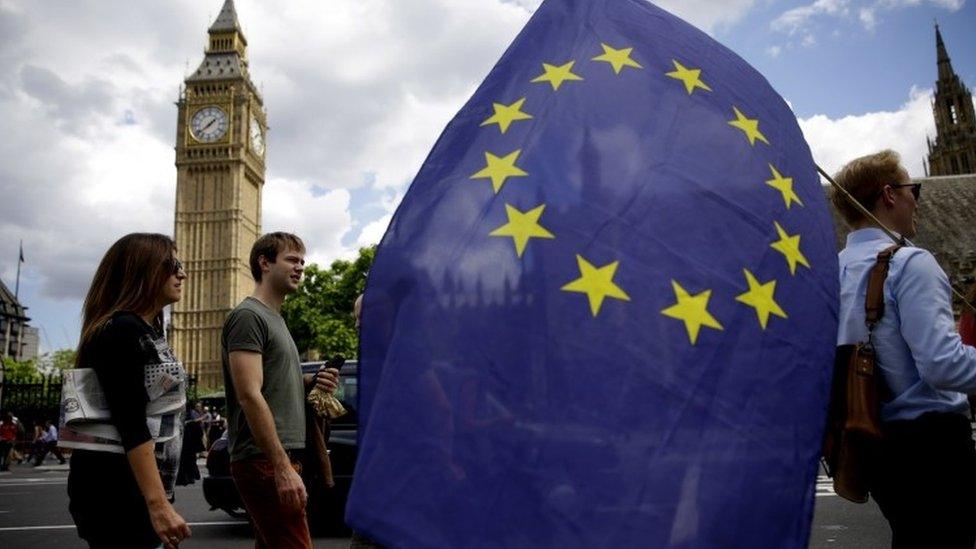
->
xmin=854 ymin=345 xmax=875 ymax=377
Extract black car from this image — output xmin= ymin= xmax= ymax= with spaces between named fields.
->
xmin=202 ymin=361 xmax=359 ymax=533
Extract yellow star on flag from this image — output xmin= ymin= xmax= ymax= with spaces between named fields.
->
xmin=591 ymin=43 xmax=643 ymax=74
xmin=661 ymin=280 xmax=724 ymax=345
xmin=735 ymin=269 xmax=787 ymax=329
xmin=531 ymin=61 xmax=584 ymax=91
xmin=665 ymin=60 xmax=712 ymax=95
xmin=480 ymin=97 xmax=533 ymax=134
xmin=770 ymin=221 xmax=811 ymax=275
xmin=765 ymin=164 xmax=804 ymax=209
xmin=489 ymin=204 xmax=555 ymax=257
xmin=560 ymin=255 xmax=630 ymax=317
xmin=470 ymin=149 xmax=528 ymax=194
xmin=727 ymin=106 xmax=770 ymax=146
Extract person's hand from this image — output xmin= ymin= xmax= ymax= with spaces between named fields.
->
xmin=275 ymin=463 xmax=307 ymax=511
xmin=148 ymin=499 xmax=191 ymax=548
xmin=313 ymin=368 xmax=339 ymax=393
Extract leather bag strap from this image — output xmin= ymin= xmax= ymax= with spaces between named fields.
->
xmin=864 ymin=245 xmax=901 ymax=330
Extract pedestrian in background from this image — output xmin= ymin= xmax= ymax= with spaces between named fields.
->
xmin=67 ymin=233 xmax=191 ymax=549
xmin=31 ymin=419 xmax=65 ymax=465
xmin=206 ymin=410 xmax=225 ymax=448
xmin=199 ymin=404 xmax=213 ymax=451
xmin=176 ymin=402 xmax=204 ymax=486
xmin=21 ymin=421 xmax=42 ymax=464
xmin=0 ymin=412 xmax=17 ymax=471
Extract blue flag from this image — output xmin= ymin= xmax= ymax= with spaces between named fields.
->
xmin=347 ymin=0 xmax=839 ymax=546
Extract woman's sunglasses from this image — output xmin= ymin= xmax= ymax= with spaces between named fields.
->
xmin=170 ymin=259 xmax=185 ymax=275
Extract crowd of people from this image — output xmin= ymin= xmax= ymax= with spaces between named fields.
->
xmin=0 ymin=413 xmax=66 ymax=469
xmin=175 ymin=401 xmax=226 ymax=487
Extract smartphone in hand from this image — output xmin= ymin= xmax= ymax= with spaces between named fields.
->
xmin=324 ymin=355 xmax=345 ymax=374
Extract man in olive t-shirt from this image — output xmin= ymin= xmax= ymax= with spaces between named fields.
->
xmin=223 ymin=296 xmax=305 ymax=461
xmin=221 ymin=233 xmax=339 ymax=549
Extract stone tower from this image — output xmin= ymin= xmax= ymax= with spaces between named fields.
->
xmin=926 ymin=25 xmax=976 ymax=176
xmin=172 ymin=0 xmax=266 ymax=388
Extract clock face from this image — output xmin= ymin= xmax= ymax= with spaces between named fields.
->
xmin=249 ymin=115 xmax=265 ymax=156
xmin=190 ymin=106 xmax=229 ymax=142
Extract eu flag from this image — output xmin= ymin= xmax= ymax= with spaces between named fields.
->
xmin=346 ymin=0 xmax=839 ymax=546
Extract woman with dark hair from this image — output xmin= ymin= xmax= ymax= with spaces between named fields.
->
xmin=67 ymin=233 xmax=191 ymax=549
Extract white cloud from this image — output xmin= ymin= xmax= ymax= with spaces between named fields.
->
xmin=261 ymin=179 xmax=354 ymax=265
xmin=766 ymin=45 xmax=783 ymax=58
xmin=504 ymin=0 xmax=760 ymax=34
xmin=771 ymin=0 xmax=849 ymax=35
xmin=772 ymin=0 xmax=964 ymax=35
xmin=653 ymin=0 xmax=758 ymax=33
xmin=877 ymin=0 xmax=964 ymax=8
xmin=356 ymin=214 xmax=394 ymax=248
xmin=858 ymin=7 xmax=877 ymax=29
xmin=798 ymin=87 xmax=936 ymax=178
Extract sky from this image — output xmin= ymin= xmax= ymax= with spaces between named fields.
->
xmin=1 ymin=0 xmax=974 ymax=352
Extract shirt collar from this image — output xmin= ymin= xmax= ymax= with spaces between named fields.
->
xmin=846 ymin=227 xmax=901 ymax=247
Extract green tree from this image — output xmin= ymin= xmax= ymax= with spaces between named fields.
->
xmin=282 ymin=246 xmax=375 ymax=360
xmin=36 ymin=349 xmax=77 ymax=375
xmin=50 ymin=349 xmax=77 ymax=371
xmin=2 ymin=356 xmax=40 ymax=379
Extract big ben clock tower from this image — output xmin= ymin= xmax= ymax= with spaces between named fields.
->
xmin=172 ymin=0 xmax=266 ymax=388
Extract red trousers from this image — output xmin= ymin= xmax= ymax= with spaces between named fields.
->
xmin=231 ymin=456 xmax=312 ymax=549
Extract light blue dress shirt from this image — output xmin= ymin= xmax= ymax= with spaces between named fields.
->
xmin=837 ymin=228 xmax=976 ymax=422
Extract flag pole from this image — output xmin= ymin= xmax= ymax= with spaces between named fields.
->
xmin=817 ymin=165 xmax=976 ymax=314
xmin=15 ymin=240 xmax=22 ymax=299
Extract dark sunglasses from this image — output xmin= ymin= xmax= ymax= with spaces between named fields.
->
xmin=889 ymin=183 xmax=921 ymax=200
xmin=170 ymin=259 xmax=185 ymax=275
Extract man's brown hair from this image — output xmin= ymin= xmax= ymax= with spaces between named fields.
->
xmin=830 ymin=149 xmax=907 ymax=225
xmin=249 ymin=232 xmax=306 ymax=281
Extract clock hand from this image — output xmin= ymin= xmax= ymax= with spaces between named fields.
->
xmin=203 ymin=118 xmax=217 ymax=131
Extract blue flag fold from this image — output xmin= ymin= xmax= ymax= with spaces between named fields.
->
xmin=347 ymin=0 xmax=839 ymax=546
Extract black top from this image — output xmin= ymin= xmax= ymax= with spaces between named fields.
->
xmin=89 ymin=311 xmax=156 ymax=451
xmin=67 ymin=312 xmax=171 ymax=545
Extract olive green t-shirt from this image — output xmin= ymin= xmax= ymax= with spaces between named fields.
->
xmin=221 ymin=296 xmax=305 ymax=462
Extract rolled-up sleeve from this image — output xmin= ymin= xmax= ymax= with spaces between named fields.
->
xmin=223 ymin=309 xmax=266 ymax=354
xmin=93 ymin=321 xmax=152 ymax=452
xmin=896 ymin=251 xmax=976 ymax=392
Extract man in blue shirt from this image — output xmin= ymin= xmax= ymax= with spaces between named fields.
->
xmin=833 ymin=150 xmax=976 ymax=548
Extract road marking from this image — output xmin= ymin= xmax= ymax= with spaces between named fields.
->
xmin=0 ymin=480 xmax=67 ymax=487
xmin=816 ymin=475 xmax=837 ymax=497
xmin=0 ymin=520 xmax=248 ymax=532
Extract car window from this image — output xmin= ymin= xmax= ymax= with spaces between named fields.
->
xmin=336 ymin=374 xmax=357 ymax=405
xmin=332 ymin=373 xmax=358 ymax=427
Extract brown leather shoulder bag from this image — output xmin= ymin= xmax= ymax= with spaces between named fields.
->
xmin=822 ymin=245 xmax=900 ymax=503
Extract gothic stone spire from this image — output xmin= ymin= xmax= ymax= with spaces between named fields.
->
xmin=927 ymin=24 xmax=976 ymax=176
xmin=935 ymin=23 xmax=953 ymax=82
